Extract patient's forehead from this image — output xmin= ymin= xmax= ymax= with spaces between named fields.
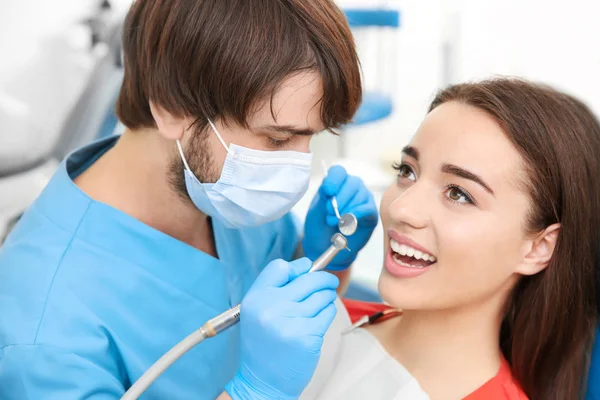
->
xmin=410 ymin=101 xmax=527 ymax=192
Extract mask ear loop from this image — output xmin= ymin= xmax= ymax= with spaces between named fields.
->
xmin=176 ymin=118 xmax=201 ymax=173
xmin=206 ymin=118 xmax=232 ymax=155
xmin=176 ymin=140 xmax=193 ymax=173
xmin=176 ymin=117 xmax=232 ymax=173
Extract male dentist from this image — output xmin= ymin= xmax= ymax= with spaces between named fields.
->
xmin=0 ymin=1 xmax=378 ymax=399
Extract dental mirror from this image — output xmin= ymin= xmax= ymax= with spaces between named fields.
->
xmin=338 ymin=213 xmax=358 ymax=236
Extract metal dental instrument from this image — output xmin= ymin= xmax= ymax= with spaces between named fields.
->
xmin=121 ymin=233 xmax=350 ymax=400
xmin=321 ymin=161 xmax=358 ymax=236
xmin=309 ymin=233 xmax=348 ymax=272
xmin=322 ymin=161 xmax=342 ymax=220
xmin=331 ymin=197 xmax=342 ymax=220
xmin=338 ymin=213 xmax=358 ymax=236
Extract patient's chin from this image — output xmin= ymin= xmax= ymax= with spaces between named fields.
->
xmin=377 ymin=269 xmax=437 ymax=311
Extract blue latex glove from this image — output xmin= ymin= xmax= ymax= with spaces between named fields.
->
xmin=225 ymin=258 xmax=339 ymax=400
xmin=303 ymin=166 xmax=379 ymax=270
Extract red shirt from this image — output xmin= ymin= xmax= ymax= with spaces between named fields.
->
xmin=342 ymin=299 xmax=529 ymax=400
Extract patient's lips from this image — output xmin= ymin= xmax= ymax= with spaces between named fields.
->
xmin=385 ymin=230 xmax=436 ymax=278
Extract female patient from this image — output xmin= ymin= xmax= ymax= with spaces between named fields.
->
xmin=304 ymin=78 xmax=600 ymax=399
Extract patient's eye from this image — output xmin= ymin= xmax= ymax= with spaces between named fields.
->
xmin=444 ymin=185 xmax=475 ymax=205
xmin=393 ymin=162 xmax=416 ymax=182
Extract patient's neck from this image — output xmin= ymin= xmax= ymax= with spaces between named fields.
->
xmin=371 ymin=296 xmax=505 ymax=399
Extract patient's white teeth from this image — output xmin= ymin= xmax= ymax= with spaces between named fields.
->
xmin=390 ymin=239 xmax=436 ymax=262
xmin=398 ymin=244 xmax=408 ymax=256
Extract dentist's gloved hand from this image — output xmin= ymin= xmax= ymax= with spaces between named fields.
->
xmin=303 ymin=166 xmax=379 ymax=270
xmin=225 ymin=258 xmax=339 ymax=400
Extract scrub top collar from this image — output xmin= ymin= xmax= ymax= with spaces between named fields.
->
xmin=35 ymin=135 xmax=234 ymax=311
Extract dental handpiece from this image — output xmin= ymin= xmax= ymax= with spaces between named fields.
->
xmin=120 ymin=233 xmax=350 ymax=400
xmin=309 ymin=233 xmax=348 ymax=272
xmin=206 ymin=233 xmax=349 ymax=335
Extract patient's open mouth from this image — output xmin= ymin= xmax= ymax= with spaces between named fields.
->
xmin=390 ymin=239 xmax=436 ymax=269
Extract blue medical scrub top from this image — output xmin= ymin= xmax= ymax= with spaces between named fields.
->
xmin=588 ymin=327 xmax=600 ymax=399
xmin=0 ymin=136 xmax=302 ymax=399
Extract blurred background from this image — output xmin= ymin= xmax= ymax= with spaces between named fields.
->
xmin=2 ymin=0 xmax=599 ymax=299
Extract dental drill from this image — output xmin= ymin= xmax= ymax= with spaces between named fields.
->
xmin=120 ymin=232 xmax=349 ymax=400
xmin=309 ymin=233 xmax=348 ymax=272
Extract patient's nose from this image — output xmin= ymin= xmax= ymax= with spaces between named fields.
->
xmin=387 ymin=184 xmax=431 ymax=230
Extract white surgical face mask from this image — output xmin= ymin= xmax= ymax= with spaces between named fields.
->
xmin=176 ymin=119 xmax=313 ymax=228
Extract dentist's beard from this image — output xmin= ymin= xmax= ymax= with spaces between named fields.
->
xmin=167 ymin=125 xmax=219 ymax=204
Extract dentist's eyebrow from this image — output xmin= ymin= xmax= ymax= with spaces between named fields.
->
xmin=259 ymin=124 xmax=315 ymax=136
xmin=442 ymin=163 xmax=495 ymax=196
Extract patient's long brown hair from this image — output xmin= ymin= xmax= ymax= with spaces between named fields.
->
xmin=430 ymin=78 xmax=600 ymax=399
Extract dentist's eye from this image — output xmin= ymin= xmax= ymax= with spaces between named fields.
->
xmin=392 ymin=162 xmax=416 ymax=181
xmin=444 ymin=185 xmax=475 ymax=205
xmin=267 ymin=137 xmax=291 ymax=148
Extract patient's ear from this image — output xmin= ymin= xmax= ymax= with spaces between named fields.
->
xmin=149 ymin=102 xmax=188 ymax=141
xmin=516 ymin=223 xmax=560 ymax=276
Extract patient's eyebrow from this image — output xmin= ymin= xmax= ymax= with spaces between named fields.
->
xmin=402 ymin=146 xmax=419 ymax=160
xmin=442 ymin=163 xmax=495 ymax=196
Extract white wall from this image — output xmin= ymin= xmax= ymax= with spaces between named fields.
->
xmin=321 ymin=0 xmax=600 ymax=170
xmin=447 ymin=0 xmax=600 ymax=114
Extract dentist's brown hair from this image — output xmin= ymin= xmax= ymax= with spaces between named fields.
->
xmin=430 ymin=78 xmax=600 ymax=399
xmin=115 ymin=0 xmax=362 ymax=134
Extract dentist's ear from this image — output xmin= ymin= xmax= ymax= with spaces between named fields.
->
xmin=516 ymin=223 xmax=560 ymax=276
xmin=149 ymin=101 xmax=188 ymax=141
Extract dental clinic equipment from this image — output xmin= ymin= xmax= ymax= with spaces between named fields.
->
xmin=322 ymin=161 xmax=342 ymax=220
xmin=120 ymin=232 xmax=350 ymax=400
xmin=308 ymin=233 xmax=348 ymax=272
xmin=321 ymin=161 xmax=359 ymax=237
xmin=338 ymin=213 xmax=358 ymax=237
